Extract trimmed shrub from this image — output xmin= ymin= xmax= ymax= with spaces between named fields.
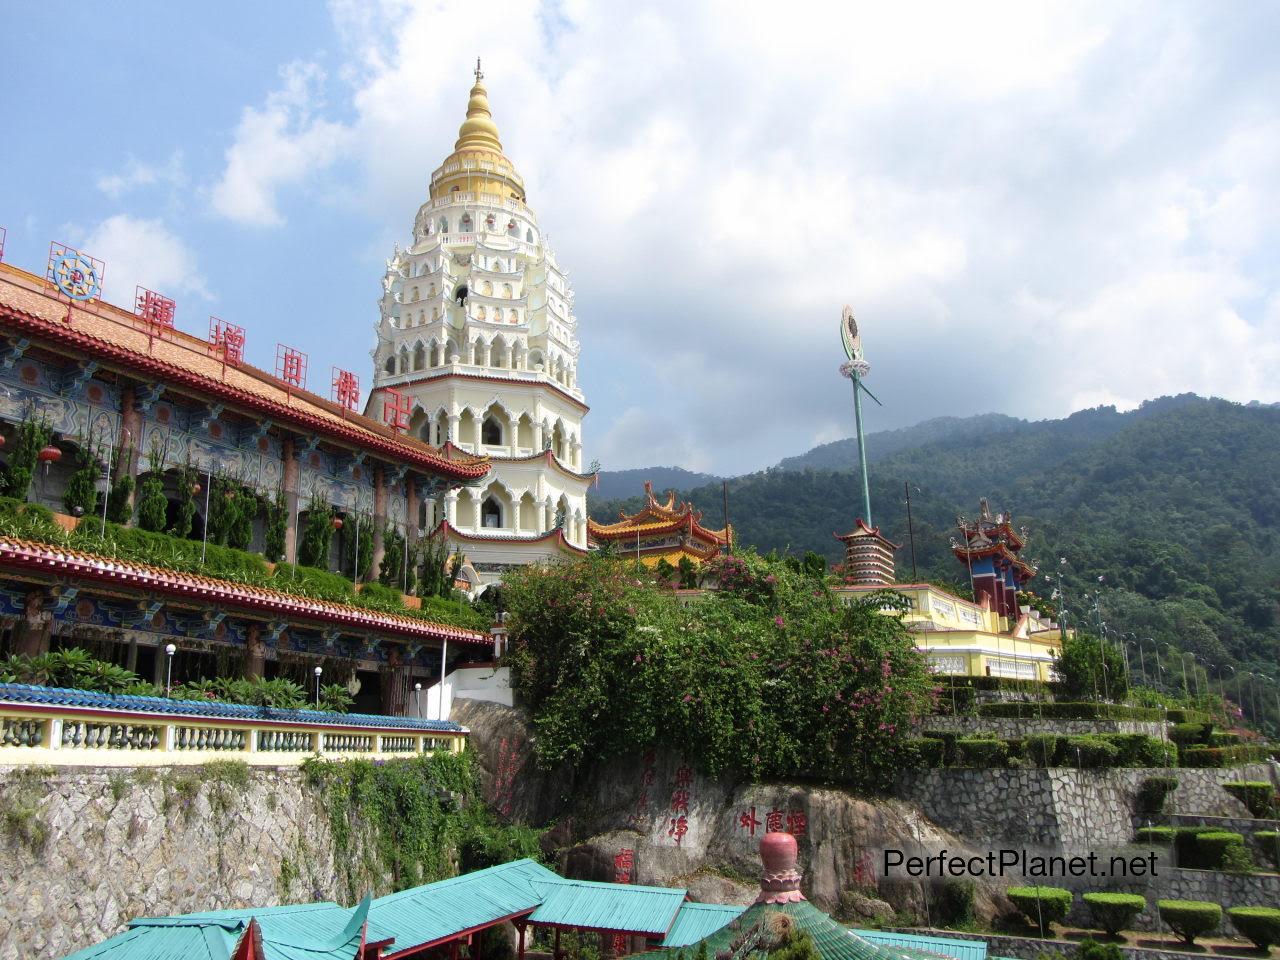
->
xmin=1167 ymin=709 xmax=1210 ymax=724
xmin=1157 ymin=900 xmax=1221 ymax=945
xmin=1209 ymin=731 xmax=1243 ymax=747
xmin=1007 ymin=886 xmax=1073 ymax=935
xmin=937 ymin=878 xmax=976 ymax=928
xmin=1170 ymin=722 xmax=1213 ymax=746
xmin=1195 ymin=832 xmax=1249 ymax=871
xmin=1181 ymin=744 xmax=1272 ymax=767
xmin=1173 ymin=826 xmax=1219 ymax=868
xmin=1075 ymin=940 xmax=1123 ymax=960
xmin=1101 ymin=734 xmax=1175 ymax=767
xmin=1256 ymin=830 xmax=1279 ymax=869
xmin=1135 ymin=826 xmax=1175 ymax=845
xmin=1066 ymin=736 xmax=1121 ymax=769
xmin=271 ymin=563 xmax=355 ymax=602
xmin=1023 ymin=733 xmax=1062 ymax=767
xmin=906 ymin=738 xmax=945 ymax=768
xmin=1083 ymin=892 xmax=1146 ymax=936
xmin=1223 ymin=781 xmax=1275 ymax=818
xmin=1229 ymin=907 xmax=1280 ymax=949
xmin=1136 ymin=776 xmax=1178 ymax=814
xmin=956 ymin=738 xmax=1009 ymax=767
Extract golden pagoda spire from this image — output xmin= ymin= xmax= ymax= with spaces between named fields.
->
xmin=454 ymin=57 xmax=503 ymax=154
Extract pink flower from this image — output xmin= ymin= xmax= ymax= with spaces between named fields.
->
xmin=634 ymin=654 xmax=643 ymax=663
xmin=774 ymin=616 xmax=785 ymax=628
xmin=683 ymin=693 xmax=694 ymax=702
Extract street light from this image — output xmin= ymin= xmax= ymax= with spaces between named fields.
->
xmin=164 ymin=643 xmax=177 ymax=696
xmin=314 ymin=665 xmax=323 ymax=708
xmin=414 ymin=682 xmax=422 ymax=718
xmin=1221 ymin=664 xmax=1236 ymax=723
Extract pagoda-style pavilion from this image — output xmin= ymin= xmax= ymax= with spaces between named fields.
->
xmin=833 ymin=519 xmax=898 ymax=587
xmin=951 ymin=499 xmax=1036 ymax=621
xmin=588 ymin=482 xmax=730 ymax=567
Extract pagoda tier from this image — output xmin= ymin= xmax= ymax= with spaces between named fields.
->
xmin=953 ymin=498 xmax=1037 ymax=620
xmin=587 ymin=481 xmax=731 ymax=566
xmin=833 ymin=519 xmax=898 ymax=587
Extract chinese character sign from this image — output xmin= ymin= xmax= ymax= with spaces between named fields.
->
xmin=208 ymin=317 xmax=246 ymax=365
xmin=275 ymin=344 xmax=308 ymax=390
xmin=383 ymin=388 xmax=410 ymax=432
xmin=613 ymin=848 xmax=635 ymax=884
xmin=332 ymin=368 xmax=360 ymax=412
xmin=135 ymin=287 xmax=176 ymax=330
xmin=738 ymin=806 xmax=807 ymax=838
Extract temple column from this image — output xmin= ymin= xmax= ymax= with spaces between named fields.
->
xmin=533 ymin=420 xmax=544 ymax=451
xmin=447 ymin=413 xmax=460 ymax=445
xmin=12 ymin=588 xmax=51 ymax=658
xmin=445 ymin=491 xmax=458 ymax=527
xmin=371 ymin=467 xmax=387 ymax=581
xmin=539 ymin=498 xmax=550 ymax=531
xmin=118 ymin=385 xmax=143 ymax=519
xmin=243 ymin=624 xmax=266 ymax=679
xmin=282 ymin=438 xmax=299 ymax=564
xmin=379 ymin=649 xmax=409 ymax=716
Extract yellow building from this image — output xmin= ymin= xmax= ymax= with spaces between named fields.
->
xmin=834 ymin=581 xmax=1064 ymax=681
xmin=587 ymin=481 xmax=731 ymax=567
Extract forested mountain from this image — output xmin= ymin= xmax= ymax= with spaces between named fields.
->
xmin=590 ymin=395 xmax=1280 ymax=685
xmin=775 ymin=412 xmax=1028 ymax=471
xmin=592 ymin=466 xmax=722 ymax=502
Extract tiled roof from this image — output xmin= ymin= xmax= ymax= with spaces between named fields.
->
xmin=528 ymin=878 xmax=688 ymax=935
xmin=434 ymin=520 xmax=587 ymax=555
xmin=0 ymin=682 xmax=465 ymax=731
xmin=588 ymin=480 xmax=730 ymax=548
xmin=440 ymin=443 xmax=597 ymax=482
xmin=660 ymin=903 xmax=746 ymax=947
xmin=0 ymin=536 xmax=490 ymax=645
xmin=0 ymin=265 xmax=488 ymax=482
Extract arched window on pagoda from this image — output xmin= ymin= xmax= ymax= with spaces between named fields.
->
xmin=383 ymin=355 xmax=395 ymax=376
xmin=413 ymin=343 xmax=426 ymax=371
xmin=482 ymin=416 xmax=503 ymax=446
xmin=439 ymin=217 xmax=448 ymax=234
xmin=481 ymin=497 xmax=503 ymax=529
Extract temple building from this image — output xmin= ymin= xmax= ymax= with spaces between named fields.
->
xmin=587 ymin=482 xmax=731 ymax=566
xmin=833 ymin=501 xmax=1061 ymax=680
xmin=366 ymin=63 xmax=592 ymax=588
xmin=0 ymin=243 xmax=494 ymax=714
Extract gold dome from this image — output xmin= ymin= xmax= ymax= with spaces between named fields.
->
xmin=430 ymin=59 xmax=526 ymax=202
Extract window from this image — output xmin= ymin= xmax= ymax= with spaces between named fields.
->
xmin=482 ymin=416 xmax=503 ymax=446
xmin=481 ymin=497 xmax=502 ymax=528
xmin=439 ymin=217 xmax=448 ymax=234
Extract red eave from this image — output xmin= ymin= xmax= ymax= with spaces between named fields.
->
xmin=0 ymin=276 xmax=488 ymax=483
xmin=439 ymin=443 xmax=596 ymax=483
xmin=435 ymin=520 xmax=587 ymax=555
xmin=0 ymin=537 xmax=490 ymax=646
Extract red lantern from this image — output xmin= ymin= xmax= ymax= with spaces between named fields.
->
xmin=0 ymin=434 xmax=6 ymax=449
xmin=37 ymin=445 xmax=62 ymax=464
xmin=331 ymin=517 xmax=344 ymax=530
xmin=190 ymin=483 xmax=202 ymax=496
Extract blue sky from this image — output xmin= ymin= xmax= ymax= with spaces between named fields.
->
xmin=3 ymin=1 xmax=1278 ymax=475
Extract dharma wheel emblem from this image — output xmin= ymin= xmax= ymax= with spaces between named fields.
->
xmin=50 ymin=251 xmax=102 ymax=301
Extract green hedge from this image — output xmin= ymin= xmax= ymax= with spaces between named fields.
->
xmin=1195 ymin=831 xmax=1250 ymax=871
xmin=906 ymin=738 xmax=945 ymax=767
xmin=956 ymin=738 xmax=1008 ymax=767
xmin=1257 ymin=830 xmax=1279 ymax=869
xmin=1173 ymin=827 xmax=1219 ymax=868
xmin=921 ymin=730 xmax=961 ymax=766
xmin=1157 ymin=900 xmax=1221 ymax=945
xmin=1223 ymin=781 xmax=1275 ymax=818
xmin=1181 ymin=744 xmax=1272 ymax=767
xmin=1170 ymin=722 xmax=1213 ymax=746
xmin=1100 ymin=734 xmax=1175 ymax=767
xmin=1006 ymin=886 xmax=1073 ymax=935
xmin=1166 ymin=709 xmax=1211 ymax=724
xmin=978 ymin=701 xmax=1162 ymax=721
xmin=1082 ymin=892 xmax=1146 ymax=935
xmin=1209 ymin=731 xmax=1243 ymax=747
xmin=1135 ymin=826 xmax=1175 ymax=844
xmin=1229 ymin=907 xmax=1280 ymax=949
xmin=1136 ymin=776 xmax=1179 ymax=814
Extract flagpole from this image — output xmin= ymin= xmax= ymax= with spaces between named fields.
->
xmin=850 ymin=370 xmax=872 ymax=525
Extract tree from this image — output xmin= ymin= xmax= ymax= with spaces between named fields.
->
xmin=63 ymin=445 xmax=100 ymax=518
xmin=342 ymin=510 xmax=374 ymax=581
xmin=263 ymin=489 xmax=288 ymax=563
xmin=171 ymin=462 xmax=198 ymax=538
xmin=3 ymin=419 xmax=52 ymax=501
xmin=1053 ymin=632 xmax=1129 ymax=701
xmin=298 ymin=495 xmax=335 ymax=569
xmin=135 ymin=450 xmax=169 ymax=533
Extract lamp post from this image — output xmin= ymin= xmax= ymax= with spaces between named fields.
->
xmin=1221 ymin=664 xmax=1236 ymax=723
xmin=314 ymin=665 xmax=323 ymax=708
xmin=1056 ymin=558 xmax=1069 ymax=641
xmin=1123 ymin=637 xmax=1139 ymax=687
xmin=200 ymin=463 xmax=213 ymax=566
xmin=164 ymin=643 xmax=176 ymax=696
xmin=414 ymin=682 xmax=422 ymax=718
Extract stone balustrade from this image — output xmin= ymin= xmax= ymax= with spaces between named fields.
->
xmin=0 ymin=682 xmax=467 ymax=767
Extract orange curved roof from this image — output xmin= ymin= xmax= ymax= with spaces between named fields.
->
xmin=588 ymin=480 xmax=730 ymax=550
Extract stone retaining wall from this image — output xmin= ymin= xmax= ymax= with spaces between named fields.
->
xmin=894 ymin=765 xmax=1278 ymax=848
xmin=921 ymin=716 xmax=1168 ymax=738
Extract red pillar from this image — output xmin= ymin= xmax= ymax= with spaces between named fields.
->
xmin=517 ymin=924 xmax=526 ymax=960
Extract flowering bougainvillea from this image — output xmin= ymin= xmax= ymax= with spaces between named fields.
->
xmin=505 ymin=550 xmax=932 ymax=788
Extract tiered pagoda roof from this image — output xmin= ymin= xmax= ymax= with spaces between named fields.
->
xmin=952 ymin=499 xmax=1036 ymax=581
xmin=588 ymin=481 xmax=731 ymax=566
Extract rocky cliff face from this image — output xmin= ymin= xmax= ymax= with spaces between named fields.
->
xmin=0 ymin=764 xmax=344 ymax=960
xmin=451 ymin=700 xmax=1008 ymax=922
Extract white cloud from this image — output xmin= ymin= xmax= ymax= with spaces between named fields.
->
xmin=206 ymin=0 xmax=1280 ymax=472
xmin=210 ymin=62 xmax=348 ymax=226
xmin=76 ymin=216 xmax=210 ymax=305
xmin=96 ymin=152 xmax=187 ymax=199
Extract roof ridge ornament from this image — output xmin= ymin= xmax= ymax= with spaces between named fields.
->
xmin=756 ymin=832 xmax=805 ymax=904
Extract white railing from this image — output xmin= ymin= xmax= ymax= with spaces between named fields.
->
xmin=0 ymin=694 xmax=466 ymax=767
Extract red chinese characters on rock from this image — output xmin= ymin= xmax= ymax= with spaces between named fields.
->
xmin=853 ymin=849 xmax=878 ymax=888
xmin=627 ymin=750 xmax=657 ymax=826
xmin=739 ymin=807 xmax=807 ymax=838
xmin=667 ymin=815 xmax=689 ymax=846
xmin=491 ymin=737 xmax=519 ymax=818
xmin=666 ymin=760 xmax=695 ymax=846
xmin=613 ymin=848 xmax=635 ymax=884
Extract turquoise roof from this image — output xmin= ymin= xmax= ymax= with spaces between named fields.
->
xmin=62 ymin=900 xmax=383 ymax=960
xmin=528 ymin=879 xmax=688 ymax=936
xmin=851 ymin=930 xmax=986 ymax=960
xmin=370 ymin=859 xmax=560 ymax=955
xmin=661 ymin=903 xmax=747 ymax=947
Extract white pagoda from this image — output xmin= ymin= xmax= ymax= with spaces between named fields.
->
xmin=367 ymin=62 xmax=591 ymax=588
